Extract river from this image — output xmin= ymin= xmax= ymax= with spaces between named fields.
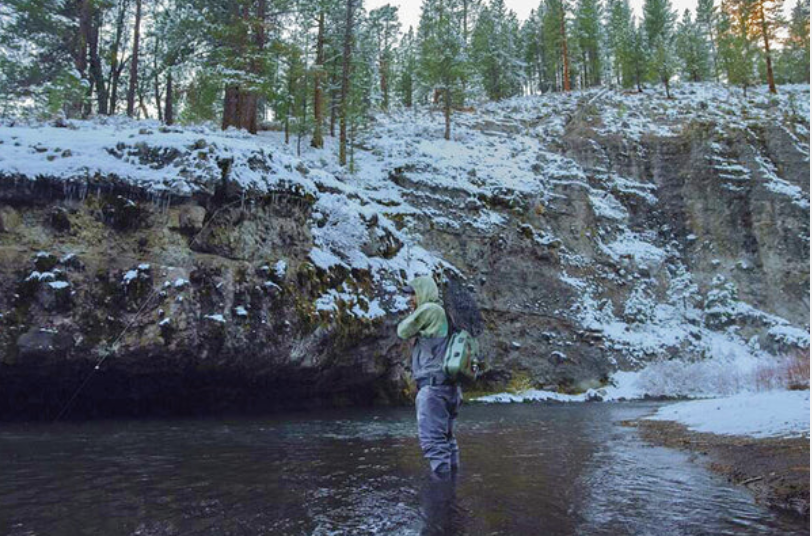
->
xmin=0 ymin=402 xmax=806 ymax=535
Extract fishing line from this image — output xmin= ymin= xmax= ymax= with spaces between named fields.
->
xmin=52 ymin=189 xmax=307 ymax=422
xmin=53 ymin=286 xmax=160 ymax=422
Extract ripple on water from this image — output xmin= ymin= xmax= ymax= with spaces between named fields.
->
xmin=0 ymin=403 xmax=807 ymax=536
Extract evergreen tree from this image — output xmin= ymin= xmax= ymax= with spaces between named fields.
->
xmin=369 ymin=4 xmax=400 ymax=110
xmin=396 ymin=27 xmax=418 ymax=106
xmin=521 ymin=9 xmax=547 ymax=93
xmin=0 ymin=0 xmax=108 ymax=117
xmin=675 ymin=9 xmax=712 ymax=81
xmin=696 ymin=0 xmax=721 ymax=80
xmin=471 ymin=0 xmax=524 ymax=100
xmin=338 ymin=0 xmax=357 ymax=164
xmin=779 ymin=0 xmax=810 ymax=82
xmin=541 ymin=0 xmax=573 ymax=91
xmin=718 ymin=0 xmax=758 ymax=95
xmin=630 ymin=17 xmax=649 ymax=91
xmin=606 ymin=0 xmax=635 ymax=87
xmin=749 ymin=0 xmax=784 ymax=92
xmin=574 ymin=0 xmax=602 ymax=87
xmin=418 ymin=0 xmax=467 ymax=139
xmin=643 ymin=0 xmax=677 ymax=97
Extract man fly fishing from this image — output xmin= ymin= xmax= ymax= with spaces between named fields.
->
xmin=397 ymin=275 xmax=462 ymax=475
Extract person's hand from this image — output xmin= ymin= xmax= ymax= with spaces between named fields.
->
xmin=409 ymin=295 xmax=417 ymax=311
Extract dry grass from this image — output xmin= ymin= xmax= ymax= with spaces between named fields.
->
xmin=755 ymin=350 xmax=810 ymax=392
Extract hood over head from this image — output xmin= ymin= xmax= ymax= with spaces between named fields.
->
xmin=408 ymin=276 xmax=440 ymax=307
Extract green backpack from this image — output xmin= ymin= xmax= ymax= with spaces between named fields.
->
xmin=442 ymin=273 xmax=485 ymax=382
xmin=443 ymin=329 xmax=481 ymax=381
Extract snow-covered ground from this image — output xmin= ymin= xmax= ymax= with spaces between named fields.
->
xmin=646 ymin=390 xmax=810 ymax=438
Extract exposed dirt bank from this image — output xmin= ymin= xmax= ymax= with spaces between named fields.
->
xmin=628 ymin=418 xmax=810 ymax=519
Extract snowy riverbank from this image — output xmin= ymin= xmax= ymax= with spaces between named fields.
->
xmin=646 ymin=389 xmax=810 ymax=438
xmin=634 ymin=391 xmax=811 ymax=518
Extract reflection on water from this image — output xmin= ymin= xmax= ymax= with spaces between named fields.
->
xmin=0 ymin=403 xmax=806 ymax=535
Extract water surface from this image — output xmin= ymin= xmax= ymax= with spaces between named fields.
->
xmin=0 ymin=402 xmax=805 ymax=535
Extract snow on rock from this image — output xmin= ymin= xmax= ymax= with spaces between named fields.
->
xmin=1 ymin=82 xmax=808 ymax=396
xmin=647 ymin=390 xmax=810 ymax=438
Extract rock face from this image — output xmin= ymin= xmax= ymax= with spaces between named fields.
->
xmin=0 ymin=84 xmax=809 ymax=419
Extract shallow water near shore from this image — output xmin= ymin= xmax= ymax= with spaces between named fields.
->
xmin=0 ymin=402 xmax=806 ymax=535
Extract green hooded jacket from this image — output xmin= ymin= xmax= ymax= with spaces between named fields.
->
xmin=397 ymin=276 xmax=449 ymax=339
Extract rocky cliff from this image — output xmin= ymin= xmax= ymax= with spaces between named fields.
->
xmin=0 ymin=83 xmax=808 ymax=419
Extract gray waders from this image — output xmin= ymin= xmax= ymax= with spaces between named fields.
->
xmin=416 ymin=383 xmax=463 ymax=473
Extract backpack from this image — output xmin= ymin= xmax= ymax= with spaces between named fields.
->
xmin=442 ymin=273 xmax=485 ymax=382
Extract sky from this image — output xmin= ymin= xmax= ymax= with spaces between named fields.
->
xmin=365 ymin=0 xmax=690 ymax=30
xmin=367 ymin=0 xmax=797 ymax=31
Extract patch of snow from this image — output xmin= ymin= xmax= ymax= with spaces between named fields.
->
xmin=274 ymin=260 xmax=287 ymax=279
xmin=647 ymin=390 xmax=810 ymax=438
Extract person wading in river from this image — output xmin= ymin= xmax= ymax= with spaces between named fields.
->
xmin=397 ymin=276 xmax=462 ymax=475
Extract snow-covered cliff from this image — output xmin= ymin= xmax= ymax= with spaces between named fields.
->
xmin=0 ymin=83 xmax=808 ymax=418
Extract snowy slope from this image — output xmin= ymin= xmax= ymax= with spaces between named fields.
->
xmin=0 ymin=83 xmax=809 ymax=400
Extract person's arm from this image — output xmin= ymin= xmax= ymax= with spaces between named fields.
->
xmin=397 ymin=306 xmax=427 ymax=339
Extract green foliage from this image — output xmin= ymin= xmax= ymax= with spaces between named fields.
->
xmin=179 ymin=70 xmax=222 ymax=125
xmin=643 ymin=0 xmax=678 ymax=94
xmin=418 ymin=0 xmax=469 ymax=97
xmin=574 ymin=0 xmax=602 ymax=87
xmin=675 ymin=9 xmax=712 ymax=81
xmin=470 ymin=0 xmax=525 ymax=100
xmin=717 ymin=0 xmax=759 ymax=92
xmin=606 ymin=0 xmax=636 ymax=88
xmin=776 ymin=0 xmax=810 ymax=82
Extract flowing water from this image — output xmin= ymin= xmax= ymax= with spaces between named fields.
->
xmin=0 ymin=402 xmax=806 ymax=535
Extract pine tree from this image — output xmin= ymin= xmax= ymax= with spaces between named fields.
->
xmin=0 ymin=0 xmax=109 ymax=117
xmin=696 ymin=0 xmax=721 ymax=81
xmin=338 ymin=0 xmax=356 ymax=164
xmin=312 ymin=5 xmax=328 ymax=148
xmin=574 ymin=0 xmax=602 ymax=87
xmin=520 ymin=9 xmax=546 ymax=93
xmin=127 ymin=0 xmax=142 ymax=117
xmin=630 ymin=17 xmax=649 ymax=91
xmin=418 ymin=0 xmax=467 ymax=139
xmin=606 ymin=0 xmax=634 ymax=87
xmin=749 ymin=0 xmax=784 ymax=92
xmin=471 ymin=0 xmax=524 ymax=100
xmin=781 ymin=0 xmax=810 ymax=82
xmin=718 ymin=0 xmax=758 ymax=95
xmin=541 ymin=0 xmax=573 ymax=91
xmin=643 ymin=0 xmax=677 ymax=97
xmin=369 ymin=5 xmax=400 ymax=111
xmin=396 ymin=27 xmax=418 ymax=106
xmin=675 ymin=9 xmax=712 ymax=81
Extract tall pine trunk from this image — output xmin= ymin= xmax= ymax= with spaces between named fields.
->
xmin=127 ymin=0 xmax=142 ymax=117
xmin=329 ymin=57 xmax=339 ymax=137
xmin=107 ymin=0 xmax=128 ymax=114
xmin=311 ymin=10 xmax=326 ymax=149
xmin=561 ymin=13 xmax=571 ymax=92
xmin=153 ymin=35 xmax=163 ymax=123
xmin=380 ymin=57 xmax=389 ymax=110
xmin=165 ymin=70 xmax=174 ymax=125
xmin=222 ymin=2 xmax=262 ymax=134
xmin=758 ymin=3 xmax=777 ymax=93
xmin=443 ymin=86 xmax=451 ymax=140
xmin=88 ymin=9 xmax=108 ymax=115
xmin=339 ymin=0 xmax=355 ymax=167
xmin=72 ymin=0 xmax=91 ymax=117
